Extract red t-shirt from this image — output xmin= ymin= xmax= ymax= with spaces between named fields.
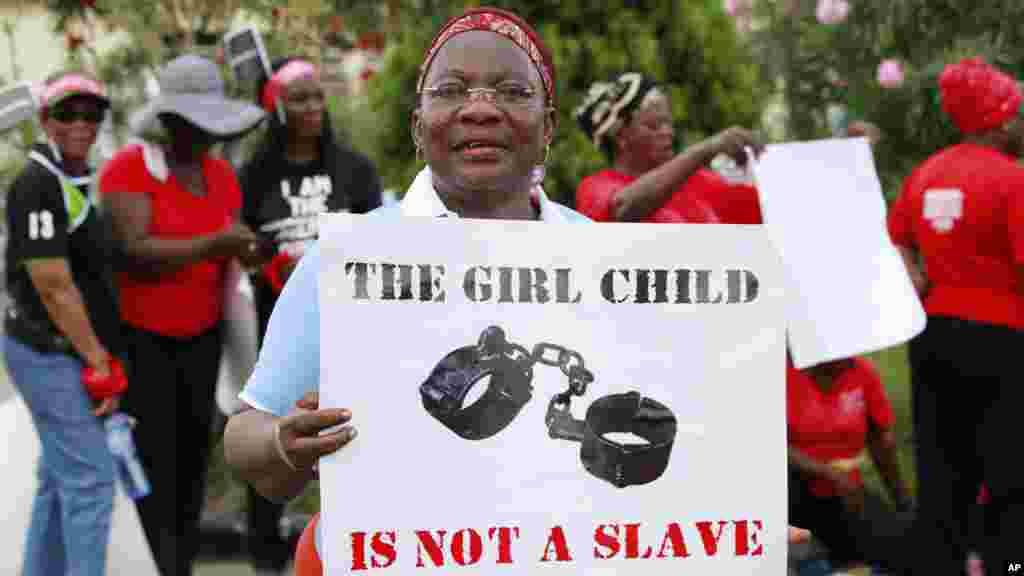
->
xmin=575 ymin=169 xmax=720 ymax=223
xmin=787 ymin=357 xmax=895 ymax=498
xmin=688 ymin=170 xmax=763 ymax=224
xmin=887 ymin=143 xmax=1024 ymax=329
xmin=98 ymin=144 xmax=241 ymax=338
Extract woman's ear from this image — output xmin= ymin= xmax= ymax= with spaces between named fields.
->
xmin=544 ymin=107 xmax=558 ymax=148
xmin=411 ymin=109 xmax=423 ymax=151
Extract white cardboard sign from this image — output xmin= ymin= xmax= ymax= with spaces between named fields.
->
xmin=317 ymin=215 xmax=786 ymax=575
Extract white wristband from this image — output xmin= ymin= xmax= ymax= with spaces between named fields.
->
xmin=272 ymin=420 xmax=300 ymax=472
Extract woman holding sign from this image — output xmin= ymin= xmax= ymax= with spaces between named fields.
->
xmin=238 ymin=55 xmax=382 ymax=574
xmin=573 ymin=71 xmax=764 ymax=224
xmin=222 ymin=7 xmax=808 ymax=573
xmin=3 ymin=71 xmax=126 ymax=576
xmin=888 ymin=57 xmax=1024 ymax=575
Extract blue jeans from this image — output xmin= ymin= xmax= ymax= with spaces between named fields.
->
xmin=4 ymin=335 xmax=116 ymax=576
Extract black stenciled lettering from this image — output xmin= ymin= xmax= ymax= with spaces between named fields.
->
xmin=518 ymin=268 xmax=551 ymax=303
xmin=674 ymin=270 xmax=692 ymax=304
xmin=381 ymin=264 xmax=415 ymax=301
xmin=419 ymin=264 xmax=447 ymax=302
xmin=498 ymin=267 xmax=516 ymax=303
xmin=695 ymin=270 xmax=724 ymax=304
xmin=344 ymin=262 xmax=376 ymax=300
xmin=743 ymin=270 xmax=759 ymax=303
xmin=555 ymin=268 xmax=583 ymax=303
xmin=601 ymin=269 xmax=631 ymax=303
xmin=464 ymin=266 xmax=492 ymax=302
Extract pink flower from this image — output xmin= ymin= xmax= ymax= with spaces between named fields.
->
xmin=816 ymin=0 xmax=850 ymax=24
xmin=877 ymin=59 xmax=905 ymax=88
xmin=724 ymin=0 xmax=755 ymax=17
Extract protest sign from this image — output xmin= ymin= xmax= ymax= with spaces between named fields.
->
xmin=0 ymin=82 xmax=37 ymax=133
xmin=752 ymin=137 xmax=926 ymax=369
xmin=316 ymin=216 xmax=786 ymax=574
xmin=222 ymin=26 xmax=273 ymax=89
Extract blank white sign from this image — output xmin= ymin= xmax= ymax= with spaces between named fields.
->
xmin=751 ymin=137 xmax=926 ymax=369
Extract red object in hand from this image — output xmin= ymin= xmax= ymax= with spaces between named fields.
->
xmin=263 ymin=252 xmax=297 ymax=294
xmin=82 ymin=356 xmax=127 ymax=401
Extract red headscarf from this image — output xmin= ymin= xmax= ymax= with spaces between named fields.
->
xmin=417 ymin=7 xmax=557 ymax=111
xmin=938 ymin=57 xmax=1022 ymax=134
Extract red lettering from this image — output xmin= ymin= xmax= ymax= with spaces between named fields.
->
xmin=734 ymin=520 xmax=764 ymax=557
xmin=488 ymin=526 xmax=519 ymax=564
xmin=370 ymin=531 xmax=397 ymax=568
xmin=656 ymin=523 xmax=690 ymax=559
xmin=593 ymin=524 xmax=620 ymax=559
xmin=415 ymin=530 xmax=447 ymax=567
xmin=351 ymin=532 xmax=369 ymax=571
xmin=540 ymin=526 xmax=573 ymax=562
xmin=451 ymin=529 xmax=483 ymax=566
xmin=624 ymin=523 xmax=654 ymax=559
xmin=695 ymin=521 xmax=729 ymax=556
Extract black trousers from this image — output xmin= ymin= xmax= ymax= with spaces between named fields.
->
xmin=120 ymin=322 xmax=223 ymax=576
xmin=908 ymin=315 xmax=1024 ymax=576
xmin=246 ymin=284 xmax=289 ymax=571
xmin=788 ymin=468 xmax=914 ymax=573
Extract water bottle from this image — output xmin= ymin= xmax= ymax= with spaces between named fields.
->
xmin=104 ymin=412 xmax=151 ymax=500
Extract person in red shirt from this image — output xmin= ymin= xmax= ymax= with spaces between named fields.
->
xmin=887 ymin=57 xmax=1024 ymax=576
xmin=572 ymin=71 xmax=764 ymax=224
xmin=787 ymin=355 xmax=913 ymax=572
xmin=98 ymin=54 xmax=268 ymax=576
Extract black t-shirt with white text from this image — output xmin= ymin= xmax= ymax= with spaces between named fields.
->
xmin=4 ymin=143 xmax=122 ymax=355
xmin=240 ymin=144 xmax=382 ymax=338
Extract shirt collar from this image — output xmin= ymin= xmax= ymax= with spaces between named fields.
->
xmin=399 ymin=167 xmax=568 ymax=223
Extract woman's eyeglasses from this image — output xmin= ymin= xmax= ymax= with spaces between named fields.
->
xmin=420 ymin=83 xmax=544 ymax=110
xmin=49 ymin=106 xmax=104 ymax=124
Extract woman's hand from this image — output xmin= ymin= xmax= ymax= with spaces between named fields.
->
xmin=272 ymin=391 xmax=355 ymax=472
xmin=708 ymin=126 xmax=765 ymax=167
xmin=212 ymin=222 xmax=265 ymax=266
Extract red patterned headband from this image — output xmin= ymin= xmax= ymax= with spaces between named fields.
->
xmin=261 ymin=60 xmax=318 ymax=115
xmin=417 ymin=8 xmax=555 ymax=108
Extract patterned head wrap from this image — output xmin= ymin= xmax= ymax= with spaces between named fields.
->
xmin=574 ymin=72 xmax=660 ymax=149
xmin=938 ymin=57 xmax=1023 ymax=134
xmin=417 ymin=7 xmax=556 ymax=111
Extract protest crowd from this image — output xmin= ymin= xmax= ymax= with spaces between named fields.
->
xmin=1 ymin=2 xmax=1021 ymax=576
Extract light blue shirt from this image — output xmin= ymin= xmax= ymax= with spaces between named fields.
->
xmin=239 ymin=171 xmax=591 ymax=416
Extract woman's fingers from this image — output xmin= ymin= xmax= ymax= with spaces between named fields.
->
xmin=286 ymin=408 xmax=351 ymax=437
xmin=291 ymin=426 xmax=358 ymax=462
xmin=788 ymin=526 xmax=811 ymax=544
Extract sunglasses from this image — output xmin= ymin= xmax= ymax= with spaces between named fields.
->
xmin=49 ymin=105 xmax=104 ymax=124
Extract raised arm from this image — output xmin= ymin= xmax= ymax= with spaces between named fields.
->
xmin=611 ymin=127 xmax=763 ymax=222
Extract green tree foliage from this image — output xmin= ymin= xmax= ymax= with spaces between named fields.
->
xmin=748 ymin=0 xmax=1024 ymax=198
xmin=361 ymin=0 xmax=766 ymax=205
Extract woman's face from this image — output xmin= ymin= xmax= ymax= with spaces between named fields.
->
xmin=160 ymin=114 xmax=215 ymax=160
xmin=283 ymin=76 xmax=325 ymax=140
xmin=616 ymin=91 xmax=675 ymax=173
xmin=414 ymin=30 xmax=554 ymax=204
xmin=43 ymin=96 xmax=104 ymax=163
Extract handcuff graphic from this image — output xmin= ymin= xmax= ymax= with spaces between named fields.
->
xmin=419 ymin=326 xmax=678 ymax=488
